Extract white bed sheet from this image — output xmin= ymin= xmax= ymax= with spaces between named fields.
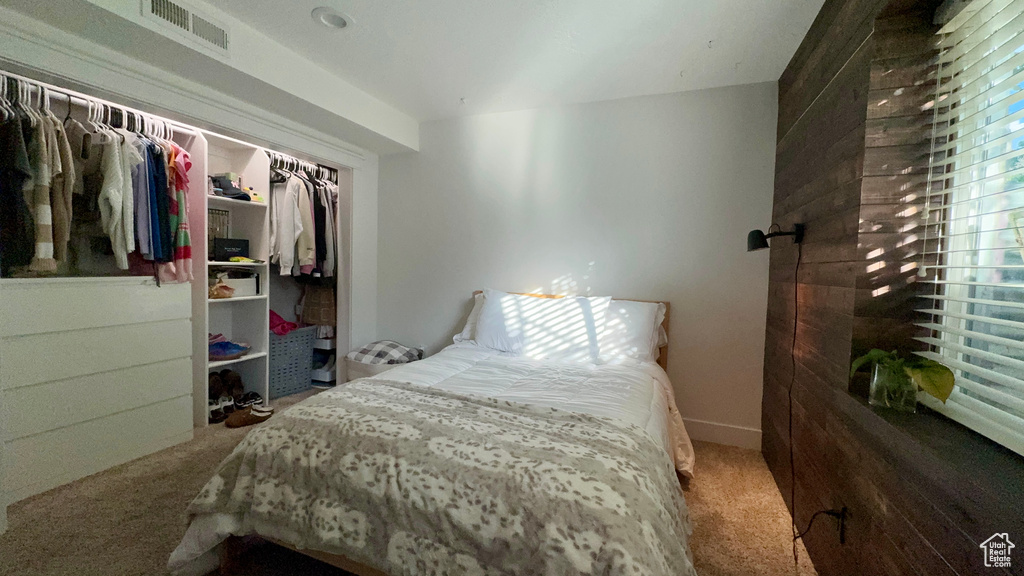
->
xmin=368 ymin=343 xmax=696 ymax=477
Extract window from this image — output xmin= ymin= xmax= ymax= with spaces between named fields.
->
xmin=921 ymin=0 xmax=1024 ymax=456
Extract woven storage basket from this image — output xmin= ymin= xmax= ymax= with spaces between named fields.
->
xmin=269 ymin=325 xmax=317 ymax=399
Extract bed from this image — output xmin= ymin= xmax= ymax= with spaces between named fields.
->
xmin=169 ymin=290 xmax=697 ymax=576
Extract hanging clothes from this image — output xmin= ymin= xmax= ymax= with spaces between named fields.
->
xmin=266 ymin=154 xmax=339 ymax=281
xmin=0 ymin=106 xmax=34 ymax=276
xmin=25 ymin=114 xmax=58 ymax=272
xmin=294 ymin=174 xmax=315 ymax=276
xmin=97 ymin=129 xmax=129 ymax=269
xmin=311 ymin=176 xmax=327 ymax=275
xmin=1 ymin=74 xmax=195 ymax=281
xmin=320 ymin=181 xmax=336 ymax=278
xmin=158 ymin=142 xmax=193 ymax=283
xmin=50 ymin=117 xmax=76 ymax=263
xmin=122 ymin=130 xmax=151 ymax=259
xmin=147 ymin=140 xmax=171 ymax=263
xmin=273 ymin=174 xmax=306 ymax=275
xmin=172 ymin=143 xmax=193 ymax=282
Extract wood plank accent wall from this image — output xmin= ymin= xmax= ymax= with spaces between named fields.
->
xmin=765 ymin=1 xmax=1024 ymax=575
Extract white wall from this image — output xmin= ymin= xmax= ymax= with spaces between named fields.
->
xmin=377 ymin=83 xmax=777 ymax=448
xmin=351 ymin=155 xmax=381 ymax=350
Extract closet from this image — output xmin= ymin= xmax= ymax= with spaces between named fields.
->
xmin=0 ymin=70 xmax=352 ymax=509
xmin=192 ymin=140 xmax=350 ymax=427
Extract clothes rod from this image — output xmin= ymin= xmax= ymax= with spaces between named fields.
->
xmin=265 ymin=149 xmax=338 ymax=184
xmin=0 ymin=68 xmax=199 ymax=136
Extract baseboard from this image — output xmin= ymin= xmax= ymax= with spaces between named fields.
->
xmin=683 ymin=418 xmax=762 ymax=450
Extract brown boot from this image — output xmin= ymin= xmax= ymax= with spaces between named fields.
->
xmin=208 ymin=373 xmax=224 ymax=400
xmin=219 ymin=370 xmax=245 ymax=398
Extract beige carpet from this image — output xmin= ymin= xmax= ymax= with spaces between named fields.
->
xmin=0 ymin=391 xmax=816 ymax=576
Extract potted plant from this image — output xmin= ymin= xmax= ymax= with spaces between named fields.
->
xmin=850 ymin=350 xmax=955 ymax=413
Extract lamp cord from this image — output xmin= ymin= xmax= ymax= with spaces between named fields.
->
xmin=786 ymin=241 xmax=846 ymax=568
xmin=789 ymin=242 xmax=803 ymax=565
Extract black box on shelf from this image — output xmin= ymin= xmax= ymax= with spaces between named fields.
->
xmin=213 ymin=238 xmax=250 ymax=261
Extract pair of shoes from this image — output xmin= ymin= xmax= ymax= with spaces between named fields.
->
xmin=209 ymin=333 xmax=227 ymax=344
xmin=210 ymin=370 xmax=246 ymax=400
xmin=208 ymin=399 xmax=228 ymax=424
xmin=220 ymin=370 xmax=245 ymax=398
xmin=225 ymin=405 xmax=274 ymax=428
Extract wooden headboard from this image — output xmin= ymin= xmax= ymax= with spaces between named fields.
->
xmin=471 ymin=291 xmax=670 ymax=371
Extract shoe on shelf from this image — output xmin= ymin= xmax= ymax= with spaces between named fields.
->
xmin=322 ymin=354 xmax=336 ymax=373
xmin=209 ymin=341 xmax=251 ymax=361
xmin=218 ymin=395 xmax=236 ymax=414
xmin=208 ymin=373 xmax=225 ymax=399
xmin=234 ymin=391 xmax=264 ymax=409
xmin=219 ymin=370 xmax=245 ymax=398
xmin=208 ymin=399 xmax=227 ymax=424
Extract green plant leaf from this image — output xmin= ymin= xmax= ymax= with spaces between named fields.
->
xmin=904 ymin=360 xmax=955 ymax=403
xmin=850 ymin=349 xmax=898 ymax=378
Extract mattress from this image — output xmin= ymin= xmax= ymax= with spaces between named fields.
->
xmin=369 ymin=343 xmax=695 ymax=477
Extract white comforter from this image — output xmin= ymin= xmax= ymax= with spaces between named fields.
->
xmin=168 ymin=344 xmax=695 ymax=575
xmin=368 ymin=343 xmax=695 ymax=477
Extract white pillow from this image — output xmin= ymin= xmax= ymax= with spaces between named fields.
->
xmin=597 ymin=300 xmax=666 ymax=364
xmin=453 ymin=292 xmax=484 ymax=343
xmin=474 ymin=289 xmax=610 ymax=363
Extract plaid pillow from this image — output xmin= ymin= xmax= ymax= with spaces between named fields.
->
xmin=347 ymin=340 xmax=423 ymax=365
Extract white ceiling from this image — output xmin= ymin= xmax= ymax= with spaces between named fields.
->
xmin=214 ymin=0 xmax=824 ymax=121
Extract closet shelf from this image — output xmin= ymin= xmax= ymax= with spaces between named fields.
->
xmin=208 ymin=195 xmax=268 ymax=209
xmin=209 ymin=351 xmax=268 ymax=370
xmin=208 ymin=295 xmax=268 ymax=303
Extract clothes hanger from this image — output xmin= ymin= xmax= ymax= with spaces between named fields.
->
xmin=17 ymin=81 xmax=37 ymax=128
xmin=64 ymin=91 xmax=74 ymax=124
xmin=28 ymin=83 xmax=45 ymax=127
xmin=38 ymin=86 xmax=51 ymax=121
xmin=41 ymin=87 xmax=58 ymax=122
xmin=0 ymin=77 xmax=12 ymax=122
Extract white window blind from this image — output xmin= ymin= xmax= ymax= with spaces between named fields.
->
xmin=921 ymin=0 xmax=1024 ymax=456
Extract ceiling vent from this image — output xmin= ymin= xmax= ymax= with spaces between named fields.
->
xmin=141 ymin=0 xmax=230 ymax=57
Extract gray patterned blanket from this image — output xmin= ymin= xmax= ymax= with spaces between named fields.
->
xmin=185 ymin=380 xmax=697 ymax=575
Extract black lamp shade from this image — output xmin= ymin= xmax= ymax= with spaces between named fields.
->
xmin=747 ymin=229 xmax=769 ymax=252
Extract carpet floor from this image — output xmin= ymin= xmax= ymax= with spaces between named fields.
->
xmin=0 ymin=390 xmax=816 ymax=576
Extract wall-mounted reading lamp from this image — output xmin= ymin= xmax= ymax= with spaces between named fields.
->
xmin=747 ymin=223 xmax=805 ymax=251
